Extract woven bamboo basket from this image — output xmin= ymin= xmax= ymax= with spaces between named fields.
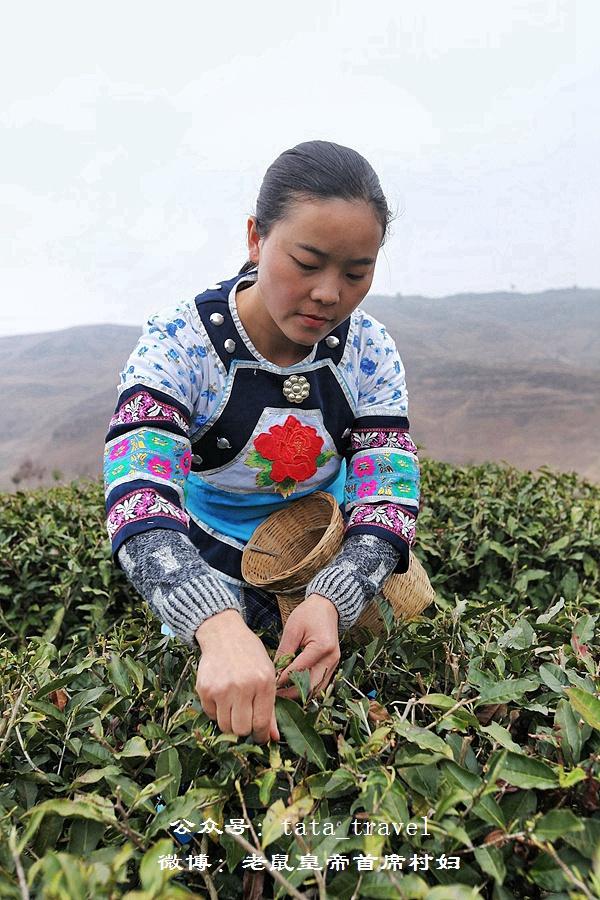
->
xmin=241 ymin=491 xmax=435 ymax=636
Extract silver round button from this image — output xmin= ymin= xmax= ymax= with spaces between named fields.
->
xmin=209 ymin=312 xmax=225 ymax=326
xmin=342 ymin=427 xmax=351 ymax=439
xmin=224 ymin=339 xmax=236 ymax=353
xmin=282 ymin=374 xmax=310 ymax=403
xmin=325 ymin=335 xmax=340 ymax=348
xmin=217 ymin=437 xmax=231 ymax=449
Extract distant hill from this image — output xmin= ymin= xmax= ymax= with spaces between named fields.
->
xmin=1 ymin=288 xmax=598 ymax=491
xmin=1 ymin=324 xmax=140 ymax=490
xmin=362 ymin=287 xmax=600 ymax=483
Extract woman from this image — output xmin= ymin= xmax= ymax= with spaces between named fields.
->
xmin=103 ymin=140 xmax=420 ymax=745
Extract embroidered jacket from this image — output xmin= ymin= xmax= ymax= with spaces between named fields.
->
xmin=103 ymin=270 xmax=420 ymax=585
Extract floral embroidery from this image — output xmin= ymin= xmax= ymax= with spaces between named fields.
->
xmin=107 ymin=461 xmax=127 ymax=480
xmin=147 ymin=456 xmax=172 ymax=478
xmin=345 ymin=449 xmax=420 ymax=510
xmin=147 ymin=434 xmax=171 ymax=449
xmin=104 ymin=429 xmax=191 ymax=494
xmin=181 ymin=449 xmax=192 ymax=476
xmin=357 ymin=479 xmax=378 ymax=498
xmin=245 ymin=415 xmax=335 ymax=498
xmin=109 ymin=390 xmax=188 ymax=434
xmin=106 ymin=488 xmax=188 ymax=539
xmin=351 ymin=429 xmax=417 ymax=454
xmin=347 ymin=503 xmax=416 ymax=546
xmin=109 ymin=439 xmax=130 ymax=460
xmin=352 ymin=457 xmax=375 ymax=477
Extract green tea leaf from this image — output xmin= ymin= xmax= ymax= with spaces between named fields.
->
xmin=115 ymin=736 xmax=150 ymax=759
xmin=258 ymin=770 xmax=277 ymax=806
xmin=497 ymin=617 xmax=537 ymax=650
xmin=275 ymin=697 xmax=328 ymax=771
xmin=534 ymin=809 xmax=584 ymax=841
xmin=565 ymin=687 xmax=600 ymax=730
xmin=536 ymin=597 xmax=565 ymax=623
xmin=289 ymin=668 xmax=311 ymax=705
xmin=477 ymin=677 xmax=539 ymax=704
xmin=474 ymin=846 xmax=506 ymax=885
xmin=156 ymin=748 xmax=182 ymax=802
xmin=479 ymin=722 xmax=521 ymax=752
xmin=538 ymin=663 xmax=567 ymax=693
xmin=393 ymin=720 xmax=453 ymax=758
xmin=572 ymin=614 xmax=597 ymax=644
xmin=108 ymin=653 xmax=131 ymax=697
xmin=261 ymin=794 xmax=313 ymax=848
xmin=496 ymin=752 xmax=558 ymax=789
xmin=554 ymin=699 xmax=583 ymax=765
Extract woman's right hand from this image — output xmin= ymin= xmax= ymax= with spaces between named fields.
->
xmin=195 ymin=609 xmax=280 ymax=744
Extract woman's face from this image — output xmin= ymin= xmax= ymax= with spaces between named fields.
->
xmin=244 ymin=197 xmax=383 ymax=358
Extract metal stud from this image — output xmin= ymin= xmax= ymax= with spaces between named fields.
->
xmin=207 ymin=283 xmax=222 ymax=290
xmin=282 ymin=374 xmax=310 ymax=403
xmin=224 ymin=338 xmax=236 ymax=353
xmin=342 ymin=428 xmax=351 ymax=439
xmin=192 ymin=454 xmax=203 ymax=465
xmin=209 ymin=312 xmax=224 ymax=326
xmin=325 ymin=335 xmax=340 ymax=348
xmin=217 ymin=437 xmax=231 ymax=449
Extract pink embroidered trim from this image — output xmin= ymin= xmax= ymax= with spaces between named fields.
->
xmin=351 ymin=428 xmax=417 ymax=454
xmin=106 ymin=488 xmax=189 ymax=539
xmin=109 ymin=390 xmax=188 ymax=433
xmin=346 ymin=502 xmax=416 ymax=546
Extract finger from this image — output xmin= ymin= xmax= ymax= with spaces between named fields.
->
xmin=199 ymin=695 xmax=217 ymax=720
xmin=276 ymin=643 xmax=322 ymax=688
xmin=251 ymin=681 xmax=276 ymax=745
xmin=276 ymin=684 xmax=300 ymax=701
xmin=269 ymin=709 xmax=280 ymax=743
xmin=273 ymin=619 xmax=304 ymax=666
xmin=310 ymin=665 xmax=334 ymax=696
xmin=196 ymin=673 xmax=217 ymax=719
xmin=216 ymin=701 xmax=233 ymax=736
xmin=230 ymin=704 xmax=253 ymax=738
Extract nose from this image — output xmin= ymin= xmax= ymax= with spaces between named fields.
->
xmin=309 ymin=275 xmax=341 ymax=306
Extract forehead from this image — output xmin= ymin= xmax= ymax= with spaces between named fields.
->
xmin=273 ymin=197 xmax=383 ymax=257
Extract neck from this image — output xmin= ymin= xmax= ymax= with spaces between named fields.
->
xmin=236 ymin=284 xmax=313 ymax=367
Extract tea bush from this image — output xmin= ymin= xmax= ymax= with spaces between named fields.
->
xmin=1 ymin=461 xmax=599 ymax=898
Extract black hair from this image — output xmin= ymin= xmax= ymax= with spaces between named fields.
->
xmin=239 ymin=140 xmax=392 ymax=274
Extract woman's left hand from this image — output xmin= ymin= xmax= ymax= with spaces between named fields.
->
xmin=274 ymin=593 xmax=341 ymax=701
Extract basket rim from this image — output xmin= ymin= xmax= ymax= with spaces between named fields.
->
xmin=241 ymin=491 xmax=344 ymax=588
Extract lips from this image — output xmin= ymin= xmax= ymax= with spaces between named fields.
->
xmin=299 ymin=313 xmax=331 ymax=322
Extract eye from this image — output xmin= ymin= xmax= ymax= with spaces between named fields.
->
xmin=347 ymin=273 xmax=366 ymax=281
xmin=292 ymin=258 xmax=318 ymax=272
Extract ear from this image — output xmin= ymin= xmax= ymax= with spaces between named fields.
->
xmin=246 ymin=216 xmax=261 ymax=265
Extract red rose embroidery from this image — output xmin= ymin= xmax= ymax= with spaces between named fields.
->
xmin=253 ymin=415 xmax=323 ymax=483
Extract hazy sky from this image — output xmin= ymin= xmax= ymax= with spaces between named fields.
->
xmin=2 ymin=0 xmax=598 ymax=336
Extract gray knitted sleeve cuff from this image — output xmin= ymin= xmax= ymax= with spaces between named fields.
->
xmin=117 ymin=529 xmax=243 ymax=647
xmin=305 ymin=533 xmax=402 ymax=633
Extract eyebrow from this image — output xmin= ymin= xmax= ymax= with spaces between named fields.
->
xmin=295 ymin=243 xmax=375 ymax=266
